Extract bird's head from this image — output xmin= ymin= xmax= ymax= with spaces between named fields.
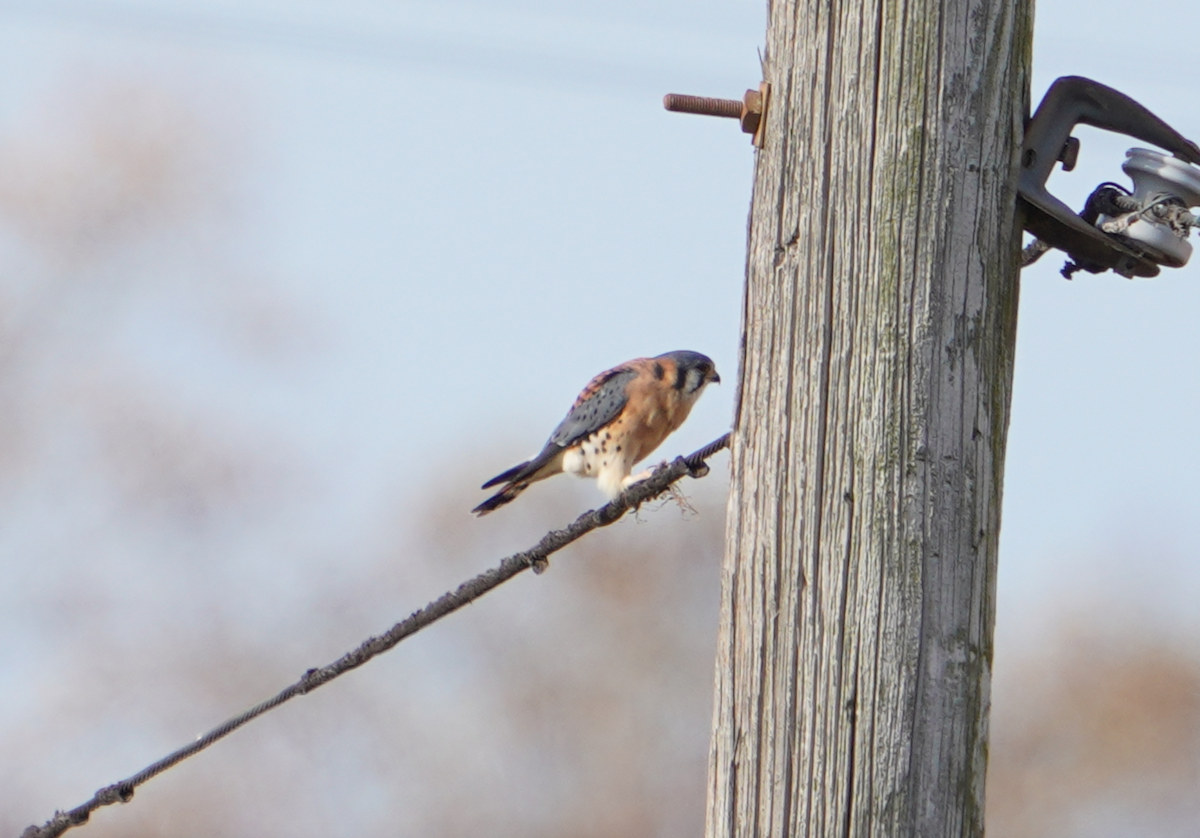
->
xmin=658 ymin=350 xmax=720 ymax=396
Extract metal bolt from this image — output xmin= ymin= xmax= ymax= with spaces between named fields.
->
xmin=663 ymin=83 xmax=770 ymax=147
xmin=1058 ymin=136 xmax=1080 ymax=172
xmin=663 ymin=94 xmax=744 ymax=120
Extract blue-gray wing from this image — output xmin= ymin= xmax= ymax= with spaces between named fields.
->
xmin=548 ymin=367 xmax=637 ymax=448
xmin=475 ymin=365 xmax=639 ymax=504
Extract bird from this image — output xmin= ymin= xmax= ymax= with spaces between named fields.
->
xmin=473 ymin=350 xmax=720 ymax=516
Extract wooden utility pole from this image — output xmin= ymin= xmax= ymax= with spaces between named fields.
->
xmin=707 ymin=1 xmax=1032 ymax=836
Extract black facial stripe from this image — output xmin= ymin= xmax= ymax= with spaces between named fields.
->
xmin=653 ymin=362 xmax=665 ymax=381
xmin=673 ymin=364 xmax=686 ymax=390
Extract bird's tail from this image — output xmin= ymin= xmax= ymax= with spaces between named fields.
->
xmin=472 ymin=482 xmax=528 ymax=516
xmin=481 ymin=460 xmax=531 ymax=489
xmin=474 ymin=446 xmax=564 ymax=516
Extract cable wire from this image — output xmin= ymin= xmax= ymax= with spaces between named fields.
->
xmin=19 ymin=431 xmax=731 ymax=838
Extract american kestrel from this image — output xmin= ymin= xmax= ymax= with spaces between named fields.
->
xmin=473 ymin=350 xmax=720 ymax=516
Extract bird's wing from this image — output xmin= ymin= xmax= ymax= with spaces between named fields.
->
xmin=548 ymin=365 xmax=639 ymax=448
xmin=479 ymin=365 xmax=639 ymax=492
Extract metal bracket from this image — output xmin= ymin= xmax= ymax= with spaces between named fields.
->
xmin=1019 ymin=76 xmax=1200 ymax=278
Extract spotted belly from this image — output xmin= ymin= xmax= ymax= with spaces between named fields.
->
xmin=561 ymin=426 xmax=636 ymax=499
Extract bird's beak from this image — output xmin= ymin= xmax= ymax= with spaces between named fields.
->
xmin=709 ymin=370 xmax=721 ymax=384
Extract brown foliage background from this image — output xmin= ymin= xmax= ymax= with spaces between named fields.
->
xmin=2 ymin=74 xmax=1198 ymax=838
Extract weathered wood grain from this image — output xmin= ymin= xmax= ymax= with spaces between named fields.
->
xmin=706 ymin=1 xmax=1032 ymax=835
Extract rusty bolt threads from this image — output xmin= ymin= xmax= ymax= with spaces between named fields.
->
xmin=663 ymin=88 xmax=766 ymax=142
xmin=663 ymin=94 xmax=744 ymax=120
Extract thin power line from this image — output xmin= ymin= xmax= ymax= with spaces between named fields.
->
xmin=0 ymin=0 xmax=745 ymax=94
xmin=20 ymin=431 xmax=731 ymax=838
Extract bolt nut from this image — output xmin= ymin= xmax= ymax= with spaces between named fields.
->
xmin=1058 ymin=136 xmax=1080 ymax=172
xmin=740 ymin=89 xmax=763 ymax=136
